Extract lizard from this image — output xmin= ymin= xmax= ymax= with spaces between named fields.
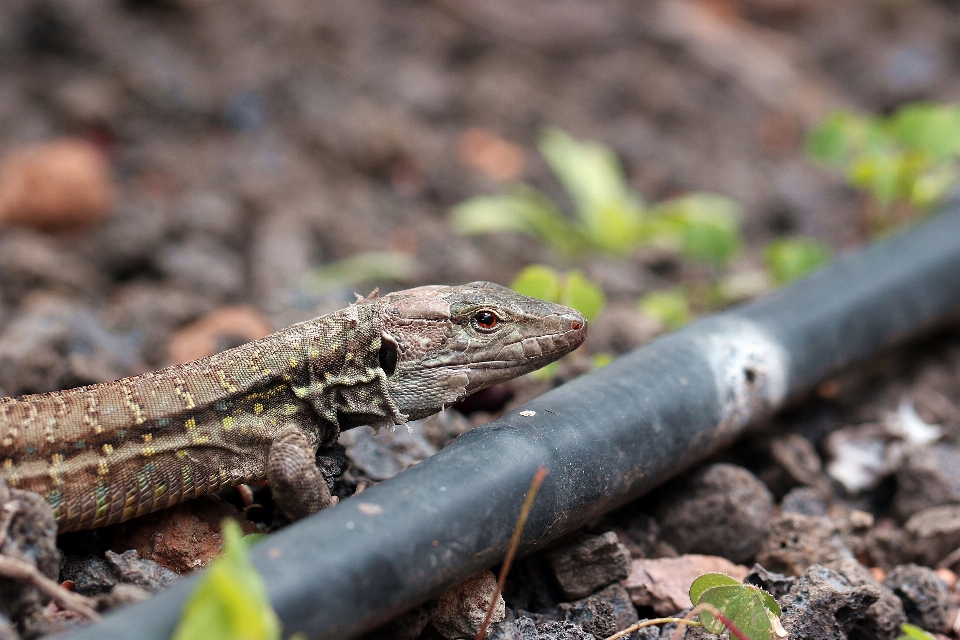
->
xmin=0 ymin=282 xmax=586 ymax=533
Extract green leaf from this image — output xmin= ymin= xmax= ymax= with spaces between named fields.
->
xmin=590 ymin=353 xmax=613 ymax=369
xmin=652 ymin=194 xmax=743 ymax=267
xmin=561 ymin=270 xmax=606 ymax=322
xmin=898 ymin=623 xmax=939 ymax=640
xmin=763 ymin=237 xmax=833 ymax=286
xmin=890 ymin=103 xmax=960 ymax=160
xmin=695 ymin=584 xmax=786 ymax=639
xmin=638 ymin=288 xmax=691 ymax=331
xmin=806 ymin=110 xmax=862 ymax=167
xmin=689 ymin=573 xmax=743 ymax=606
xmin=300 ymin=252 xmax=415 ymax=296
xmin=243 ymin=533 xmax=271 ymax=547
xmin=173 ymin=520 xmax=282 ymax=640
xmin=511 ymin=266 xmax=606 ymax=322
xmin=511 ymin=265 xmax=562 ymax=303
xmin=450 ymin=188 xmax=585 ymax=256
xmin=538 ymin=128 xmax=645 ymax=255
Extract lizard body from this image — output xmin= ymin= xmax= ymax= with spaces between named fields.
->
xmin=0 ymin=282 xmax=586 ymax=532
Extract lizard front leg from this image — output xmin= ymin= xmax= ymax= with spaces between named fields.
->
xmin=267 ymin=427 xmax=339 ymax=521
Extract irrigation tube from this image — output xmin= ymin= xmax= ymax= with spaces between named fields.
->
xmin=68 ymin=208 xmax=960 ymax=640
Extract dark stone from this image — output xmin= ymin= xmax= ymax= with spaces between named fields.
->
xmin=654 ymin=464 xmax=775 ymax=564
xmin=779 ymin=565 xmax=881 ymax=640
xmin=826 ymin=556 xmax=905 ymax=640
xmin=589 ymin=583 xmax=639 ymax=631
xmin=883 ymin=564 xmax=951 ymax=633
xmin=558 ymin=597 xmax=616 ymax=638
xmin=781 ymin=486 xmax=827 ymax=516
xmin=762 ymin=434 xmax=831 ymax=499
xmin=63 ymin=550 xmax=180 ymax=596
xmin=536 ymin=620 xmax=595 ymax=640
xmin=756 ymin=513 xmax=851 ymax=576
xmin=892 ymin=446 xmax=960 ymax=521
xmin=620 ymin=622 xmax=659 ymax=640
xmin=903 ymin=505 xmax=960 ymax=567
xmin=744 ymin=563 xmax=796 ymax=600
xmin=543 ymin=532 xmax=631 ymax=600
xmin=0 ymin=483 xmax=59 ymax=621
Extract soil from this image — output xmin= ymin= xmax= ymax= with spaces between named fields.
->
xmin=1 ymin=0 xmax=960 ymax=638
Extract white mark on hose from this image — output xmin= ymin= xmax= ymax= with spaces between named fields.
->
xmin=700 ymin=318 xmax=790 ymax=431
xmin=519 ymin=410 xmax=536 ymax=417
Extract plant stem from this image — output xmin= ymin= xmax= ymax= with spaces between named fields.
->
xmin=474 ymin=467 xmax=549 ymax=640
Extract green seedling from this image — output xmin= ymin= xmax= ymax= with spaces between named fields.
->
xmin=510 ymin=265 xmax=606 ymax=380
xmin=174 ymin=520 xmax=293 ymax=640
xmin=605 ymin=573 xmax=784 ymax=640
xmin=689 ymin=573 xmax=786 ymax=640
xmin=898 ymin=623 xmax=938 ymax=640
xmin=510 ymin=265 xmax=605 ymax=322
xmin=807 ymin=103 xmax=960 ymax=234
xmin=763 ymin=237 xmax=833 ymax=285
xmin=299 ymin=251 xmax=416 ymax=297
xmin=638 ymin=288 xmax=692 ymax=331
xmin=452 ymin=128 xmax=744 ymax=267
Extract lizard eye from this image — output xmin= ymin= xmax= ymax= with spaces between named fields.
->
xmin=379 ymin=335 xmax=399 ymax=376
xmin=472 ymin=310 xmax=499 ymax=332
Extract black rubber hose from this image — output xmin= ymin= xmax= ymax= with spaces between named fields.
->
xmin=66 ymin=208 xmax=960 ymax=640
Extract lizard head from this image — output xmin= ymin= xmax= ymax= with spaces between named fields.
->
xmin=377 ymin=281 xmax=587 ymax=421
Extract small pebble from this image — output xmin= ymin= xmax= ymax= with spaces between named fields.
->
xmin=0 ymin=139 xmax=115 ymax=230
xmin=167 ymin=306 xmax=272 ymax=364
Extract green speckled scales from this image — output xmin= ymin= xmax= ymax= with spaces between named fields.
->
xmin=0 ymin=309 xmax=379 ymax=532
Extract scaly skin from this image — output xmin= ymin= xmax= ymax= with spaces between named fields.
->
xmin=0 ymin=282 xmax=586 ymax=532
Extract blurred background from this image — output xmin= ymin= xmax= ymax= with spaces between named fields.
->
xmin=0 ymin=0 xmax=956 ymax=397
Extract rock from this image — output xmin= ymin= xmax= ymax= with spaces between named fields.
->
xmin=432 ymin=570 xmax=504 ymax=640
xmin=883 ymin=564 xmax=952 ymax=634
xmin=340 ymin=423 xmax=439 ymax=482
xmin=744 ymin=564 xmax=796 ymax=600
xmin=557 ymin=597 xmax=617 ymax=639
xmin=0 ymin=295 xmax=140 ymax=395
xmin=781 ymin=486 xmax=827 ymax=516
xmin=654 ymin=464 xmax=774 ymax=564
xmin=763 ymin=433 xmax=832 ymax=498
xmin=823 ymin=423 xmax=896 ymax=493
xmin=865 ymin=520 xmax=909 ymax=571
xmin=0 ymin=138 xmax=115 ymax=230
xmin=542 ymin=532 xmax=631 ymax=600
xmin=0 ymin=613 xmax=19 ymax=640
xmin=588 ymin=583 xmax=638 ymax=631
xmin=112 ymin=496 xmax=256 ymax=574
xmin=156 ymin=237 xmax=246 ymax=301
xmin=755 ymin=512 xmax=851 ymax=576
xmin=95 ymin=583 xmax=151 ymax=611
xmin=456 ymin=128 xmax=526 ymax=182
xmin=826 ymin=556 xmax=906 ymax=640
xmin=104 ymin=550 xmax=181 ymax=593
xmin=0 ymin=228 xmax=102 ymax=302
xmin=902 ymin=505 xmax=960 ymax=567
xmin=535 ymin=620 xmax=595 ymax=640
xmin=623 ymin=555 xmax=749 ymax=616
xmin=779 ymin=565 xmax=881 ymax=639
xmin=620 ymin=622 xmax=660 ymax=640
xmin=0 ymin=481 xmax=59 ymax=620
xmin=63 ymin=550 xmax=179 ymax=596
xmin=166 ymin=306 xmax=272 ymax=364
xmin=892 ymin=445 xmax=960 ymax=521
xmin=617 ymin=513 xmax=676 ymax=560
